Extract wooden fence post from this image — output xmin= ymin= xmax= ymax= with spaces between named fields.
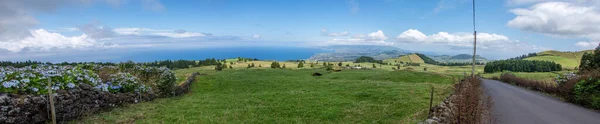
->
xmin=428 ymin=86 xmax=434 ymax=117
xmin=47 ymin=78 xmax=56 ymax=124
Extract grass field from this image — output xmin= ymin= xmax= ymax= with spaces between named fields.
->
xmin=537 ymin=50 xmax=593 ymax=60
xmin=525 ymin=56 xmax=579 ymax=69
xmin=384 ymin=54 xmax=425 ymax=64
xmin=525 ymin=50 xmax=594 ymax=69
xmin=75 ymin=68 xmax=455 ymax=123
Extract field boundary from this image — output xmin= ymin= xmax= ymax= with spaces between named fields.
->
xmin=175 ymin=72 xmax=204 ymax=95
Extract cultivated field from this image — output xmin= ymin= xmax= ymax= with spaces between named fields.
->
xmin=75 ymin=67 xmax=455 ymax=123
xmin=384 ymin=54 xmax=425 ymax=64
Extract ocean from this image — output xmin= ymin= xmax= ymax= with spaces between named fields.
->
xmin=119 ymin=47 xmax=326 ymax=62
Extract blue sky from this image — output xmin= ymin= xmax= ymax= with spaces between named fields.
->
xmin=1 ymin=0 xmax=599 ymax=61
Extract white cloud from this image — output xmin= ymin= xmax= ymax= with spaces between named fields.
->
xmin=321 ymin=28 xmax=349 ymax=37
xmin=0 ymin=29 xmax=113 ymax=52
xmin=507 ymin=0 xmax=600 ymax=6
xmin=366 ymin=30 xmax=387 ymax=41
xmin=322 ymin=30 xmax=393 ymax=46
xmin=575 ymin=41 xmax=599 ymax=49
xmin=507 ymin=0 xmax=552 ymax=5
xmin=77 ymin=23 xmax=115 ymax=39
xmin=153 ymin=32 xmax=206 ymax=38
xmin=507 ymin=2 xmax=600 ymax=39
xmin=113 ymin=28 xmax=146 ymax=35
xmin=394 ymin=29 xmax=539 ymax=51
xmin=113 ymin=28 xmax=207 ymax=38
xmin=251 ymin=34 xmax=261 ymax=39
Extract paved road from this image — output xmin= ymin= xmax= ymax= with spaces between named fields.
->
xmin=481 ymin=79 xmax=600 ymax=124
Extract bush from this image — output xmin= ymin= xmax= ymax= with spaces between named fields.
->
xmin=0 ymin=64 xmax=171 ymax=95
xmin=0 ymin=65 xmax=103 ymax=95
xmin=498 ymin=73 xmax=558 ymax=93
xmin=156 ymin=70 xmax=176 ymax=96
xmin=573 ymin=77 xmax=600 ymax=109
xmin=106 ymin=73 xmax=149 ymax=93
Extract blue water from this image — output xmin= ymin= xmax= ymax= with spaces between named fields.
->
xmin=120 ymin=47 xmax=326 ymax=62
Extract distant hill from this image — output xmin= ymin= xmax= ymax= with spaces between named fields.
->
xmin=308 ymin=45 xmax=407 ymax=61
xmin=383 ymin=53 xmax=425 ymax=64
xmin=431 ymin=54 xmax=488 ymax=63
xmin=523 ymin=50 xmax=594 ymax=69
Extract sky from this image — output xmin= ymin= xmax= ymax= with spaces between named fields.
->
xmin=1 ymin=0 xmax=600 ymax=61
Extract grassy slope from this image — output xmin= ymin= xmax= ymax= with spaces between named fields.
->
xmin=524 ymin=56 xmax=579 ymax=69
xmin=524 ymin=50 xmax=593 ymax=69
xmin=383 ymin=54 xmax=425 ymax=64
xmin=75 ymin=69 xmax=454 ymax=123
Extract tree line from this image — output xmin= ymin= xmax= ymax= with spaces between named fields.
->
xmin=484 ymin=59 xmax=562 ymax=73
xmin=354 ymin=56 xmax=384 ymax=64
xmin=0 ymin=61 xmax=117 ymax=68
xmin=0 ymin=58 xmax=242 ymax=70
xmin=507 ymin=53 xmax=538 ymax=60
xmin=415 ymin=53 xmax=484 ymax=66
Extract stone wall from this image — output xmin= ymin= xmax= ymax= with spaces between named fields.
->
xmin=425 ymin=94 xmax=458 ymax=124
xmin=174 ymin=72 xmax=202 ymax=96
xmin=0 ymin=72 xmax=202 ymax=124
xmin=0 ymin=84 xmax=156 ymax=124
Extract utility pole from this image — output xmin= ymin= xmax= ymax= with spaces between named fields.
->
xmin=471 ymin=0 xmax=477 ymax=78
xmin=472 ymin=31 xmax=476 ymax=78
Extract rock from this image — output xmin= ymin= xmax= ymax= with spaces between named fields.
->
xmin=426 ymin=119 xmax=439 ymax=124
xmin=79 ymin=83 xmax=93 ymax=90
xmin=0 ymin=94 xmax=9 ymax=105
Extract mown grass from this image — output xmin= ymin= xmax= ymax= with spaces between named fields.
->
xmin=74 ymin=68 xmax=454 ymax=123
xmin=527 ymin=50 xmax=594 ymax=69
xmin=537 ymin=50 xmax=593 ymax=60
xmin=524 ymin=56 xmax=580 ymax=69
xmin=383 ymin=54 xmax=424 ymax=64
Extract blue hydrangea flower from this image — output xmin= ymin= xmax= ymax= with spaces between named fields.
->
xmin=67 ymin=83 xmax=75 ymax=88
xmin=111 ymin=85 xmax=121 ymax=89
xmin=31 ymin=87 xmax=39 ymax=92
xmin=21 ymin=79 xmax=30 ymax=83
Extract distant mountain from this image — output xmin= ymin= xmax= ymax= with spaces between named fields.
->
xmin=431 ymin=54 xmax=488 ymax=63
xmin=308 ymin=45 xmax=407 ymax=61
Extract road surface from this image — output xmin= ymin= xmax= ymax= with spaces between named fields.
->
xmin=481 ymin=79 xmax=600 ymax=124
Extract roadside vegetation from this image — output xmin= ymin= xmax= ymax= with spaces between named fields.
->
xmin=487 ymin=46 xmax=600 ymax=110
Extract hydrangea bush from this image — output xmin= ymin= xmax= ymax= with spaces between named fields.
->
xmin=556 ymin=72 xmax=578 ymax=85
xmin=0 ymin=64 xmax=173 ymax=95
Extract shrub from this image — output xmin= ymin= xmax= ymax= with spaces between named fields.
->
xmin=106 ymin=73 xmax=149 ymax=93
xmin=156 ymin=70 xmax=176 ymax=96
xmin=498 ymin=73 xmax=558 ymax=93
xmin=0 ymin=65 xmax=168 ymax=95
xmin=0 ymin=65 xmax=103 ymax=95
xmin=573 ymin=77 xmax=600 ymax=109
